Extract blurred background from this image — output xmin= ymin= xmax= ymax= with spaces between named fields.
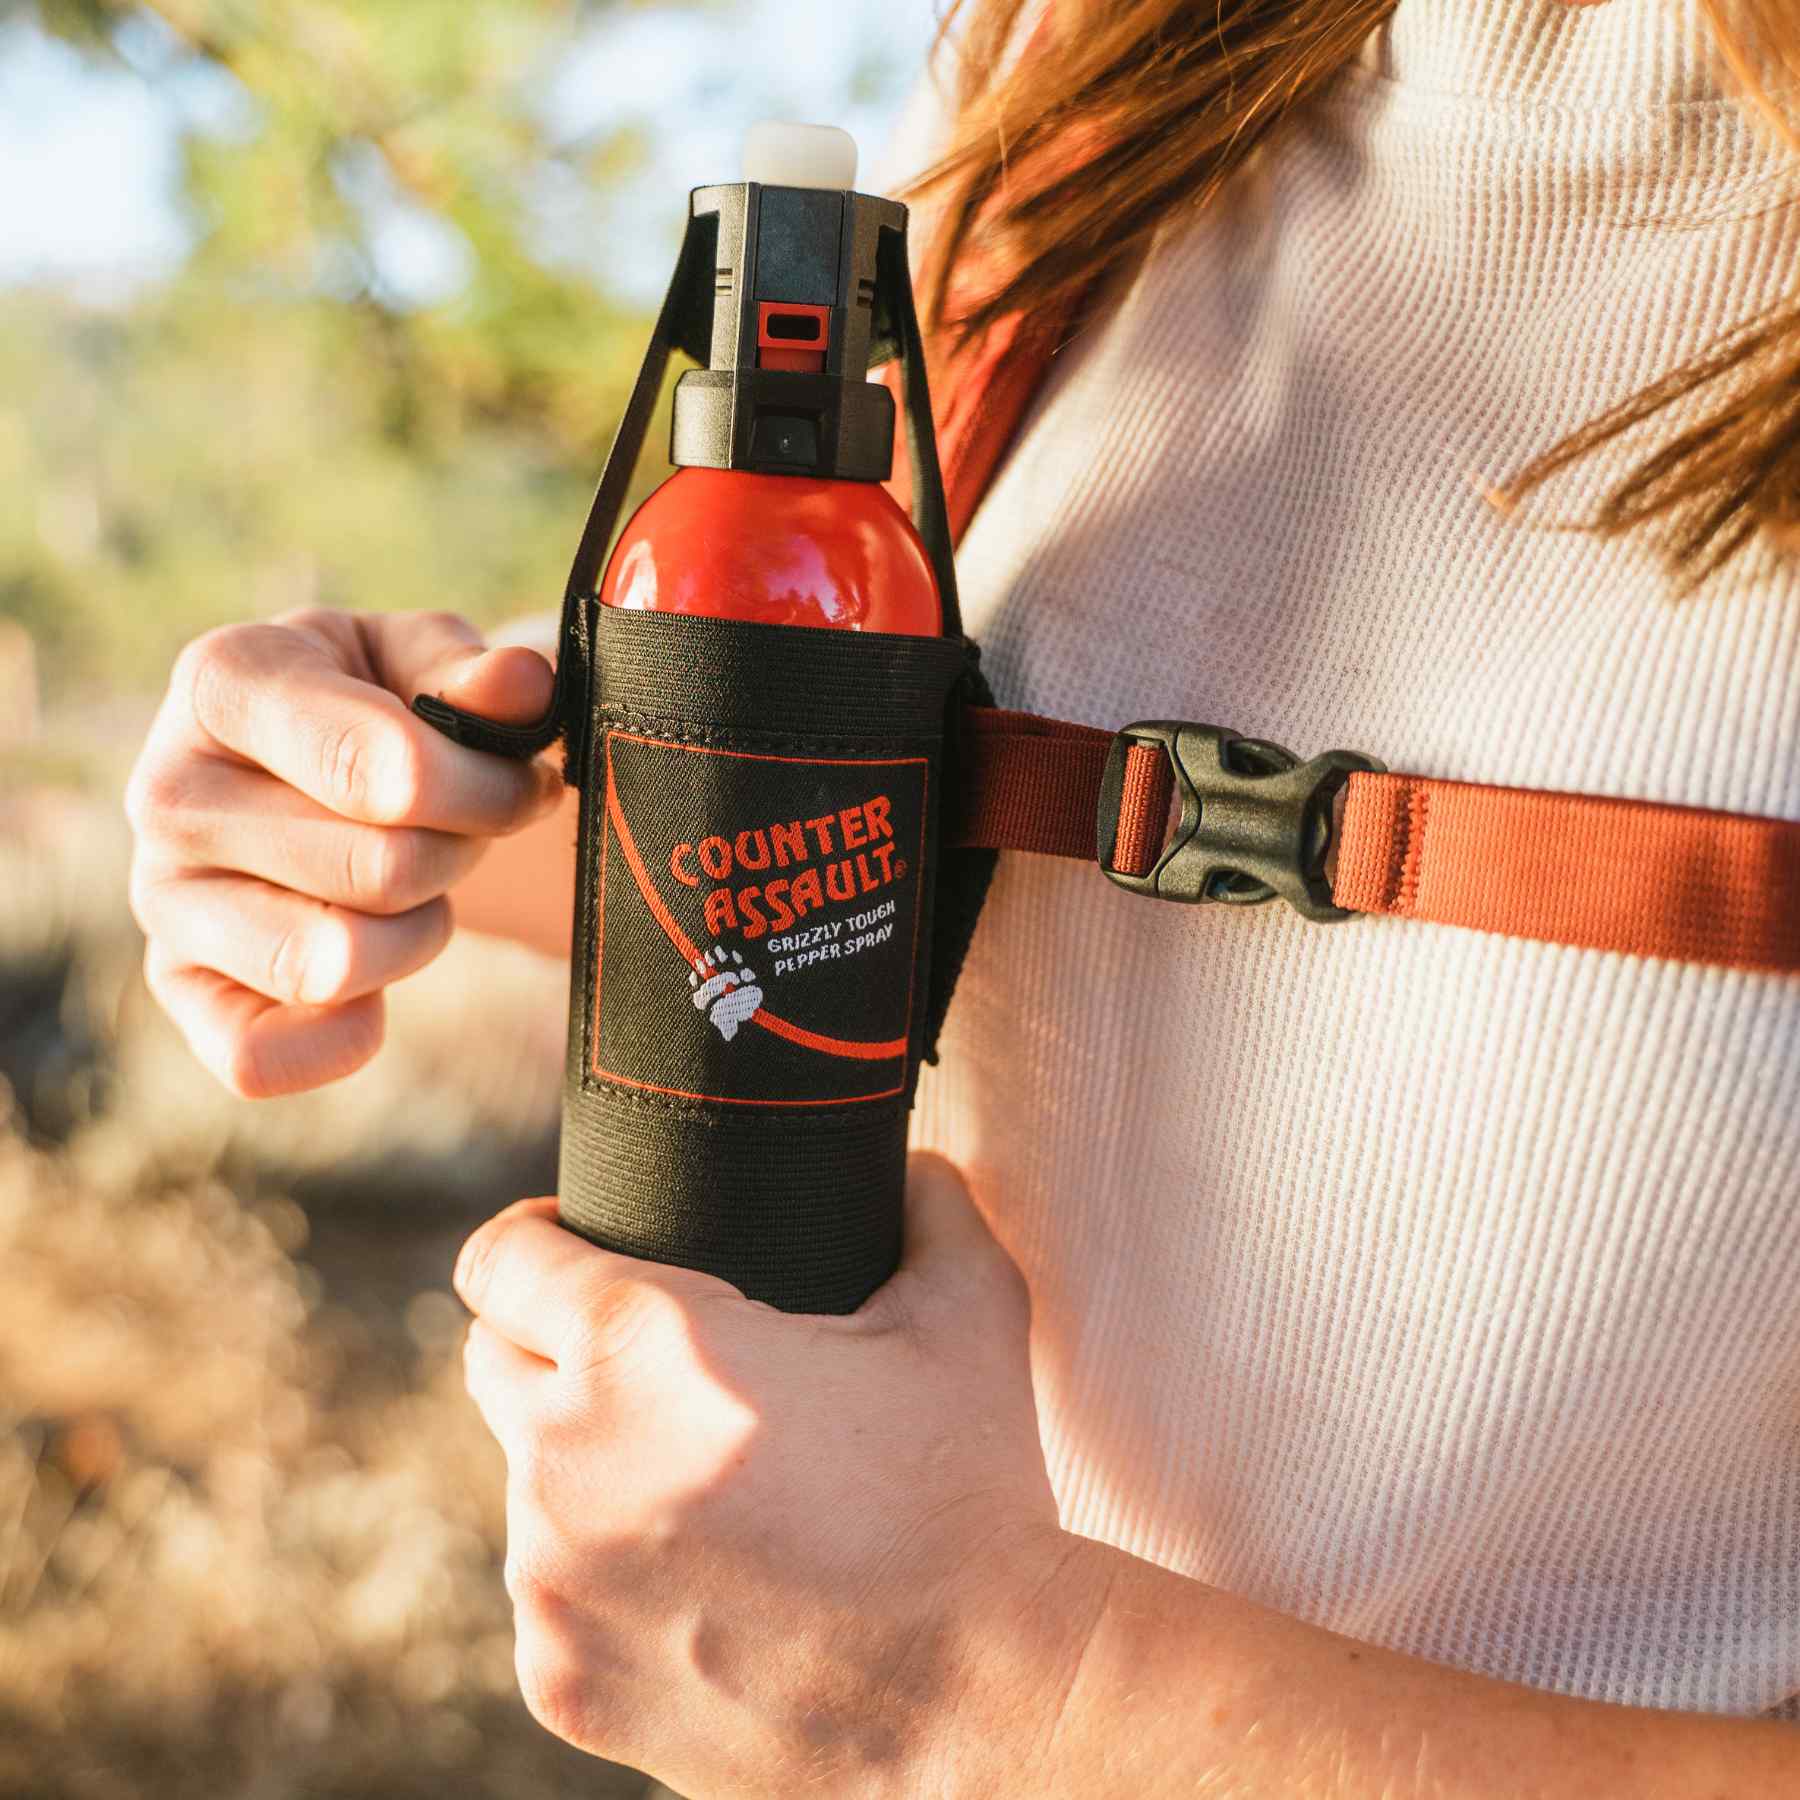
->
xmin=0 ymin=1 xmax=938 ymax=1792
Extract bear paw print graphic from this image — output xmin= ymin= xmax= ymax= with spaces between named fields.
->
xmin=689 ymin=945 xmax=764 ymax=1043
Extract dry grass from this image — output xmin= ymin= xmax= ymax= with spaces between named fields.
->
xmin=0 ymin=744 xmax=647 ymax=1799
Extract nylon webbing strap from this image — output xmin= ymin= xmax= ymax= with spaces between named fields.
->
xmin=1335 ymin=773 xmax=1800 ymax=975
xmin=949 ymin=707 xmax=1800 ymax=976
xmin=950 ymin=708 xmax=1171 ymax=874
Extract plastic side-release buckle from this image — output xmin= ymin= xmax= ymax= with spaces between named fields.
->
xmin=1097 ymin=721 xmax=1385 ymax=923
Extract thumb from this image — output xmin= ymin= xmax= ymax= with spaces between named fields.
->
xmin=898 ymin=1151 xmax=1006 ymax=1278
xmin=354 ymin=611 xmax=556 ymax=728
xmin=432 ymin=644 xmax=555 ymax=728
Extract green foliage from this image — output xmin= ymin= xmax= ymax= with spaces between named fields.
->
xmin=2 ymin=0 xmax=675 ymax=698
xmin=27 ymin=0 xmax=652 ymax=452
xmin=0 ymin=286 xmax=645 ymax=696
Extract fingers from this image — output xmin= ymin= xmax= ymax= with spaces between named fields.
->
xmin=133 ymin=757 xmax=489 ymax=914
xmin=143 ymin=943 xmax=386 ymax=1098
xmin=279 ymin=607 xmax=556 ymax=729
xmin=169 ymin=619 xmax=557 ymax=835
xmin=133 ymin=754 xmax=491 ymax=913
xmin=124 ymin=608 xmax=564 ymax=1101
xmin=423 ymin=643 xmax=557 ymax=729
xmin=454 ymin=1202 xmax=615 ymax=1365
xmin=132 ymin=865 xmax=452 ymax=1007
xmin=453 ymin=1202 xmax=738 ymax=1369
xmin=855 ymin=1152 xmax=1027 ymax=1331
xmin=897 ymin=1152 xmax=1004 ymax=1274
xmin=462 ymin=1319 xmax=552 ymax=1452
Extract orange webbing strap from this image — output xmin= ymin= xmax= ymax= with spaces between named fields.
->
xmin=885 ymin=305 xmax=1073 ymax=539
xmin=1334 ymin=773 xmax=1800 ymax=975
xmin=954 ymin=708 xmax=1172 ymax=875
xmin=950 ymin=709 xmax=1800 ymax=976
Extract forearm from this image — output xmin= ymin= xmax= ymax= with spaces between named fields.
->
xmin=948 ymin=1534 xmax=1800 ymax=1799
xmin=445 ymin=608 xmax=576 ymax=955
xmin=449 ymin=774 xmax=576 ymax=953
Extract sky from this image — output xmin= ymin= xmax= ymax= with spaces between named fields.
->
xmin=0 ymin=0 xmax=943 ymax=307
xmin=0 ymin=15 xmax=198 ymax=292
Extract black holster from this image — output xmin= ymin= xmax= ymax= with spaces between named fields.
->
xmin=560 ymin=609 xmax=977 ymax=1312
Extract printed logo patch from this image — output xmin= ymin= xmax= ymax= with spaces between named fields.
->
xmin=592 ymin=730 xmax=927 ymax=1105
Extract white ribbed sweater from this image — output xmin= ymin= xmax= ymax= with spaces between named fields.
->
xmin=906 ymin=0 xmax=1800 ymax=1716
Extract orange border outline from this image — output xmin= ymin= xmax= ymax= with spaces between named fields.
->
xmin=590 ymin=731 xmax=929 ymax=1106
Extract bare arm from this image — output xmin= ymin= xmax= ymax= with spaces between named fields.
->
xmin=444 ymin=779 xmax=578 ymax=955
xmin=442 ymin=609 xmax=579 ymax=957
xmin=967 ymin=1537 xmax=1800 ymax=1799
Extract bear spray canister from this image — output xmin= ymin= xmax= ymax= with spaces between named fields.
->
xmin=418 ymin=123 xmax=985 ymax=1314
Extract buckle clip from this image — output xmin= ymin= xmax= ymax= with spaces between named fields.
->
xmin=1097 ymin=722 xmax=1384 ymax=923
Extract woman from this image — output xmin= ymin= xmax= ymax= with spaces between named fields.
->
xmin=123 ymin=0 xmax=1800 ymax=1790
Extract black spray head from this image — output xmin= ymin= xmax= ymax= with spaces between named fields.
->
xmin=666 ymin=125 xmax=911 ymax=482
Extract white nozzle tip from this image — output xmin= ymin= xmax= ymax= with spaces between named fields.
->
xmin=742 ymin=121 xmax=858 ymax=191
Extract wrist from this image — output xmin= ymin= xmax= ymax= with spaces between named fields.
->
xmin=901 ymin=1525 xmax=1127 ymax=1800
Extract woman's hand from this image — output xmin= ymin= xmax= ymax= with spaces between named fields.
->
xmin=454 ymin=1153 xmax=1096 ymax=1799
xmin=457 ymin=1154 xmax=1800 ymax=1799
xmin=125 ymin=608 xmax=559 ymax=1097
